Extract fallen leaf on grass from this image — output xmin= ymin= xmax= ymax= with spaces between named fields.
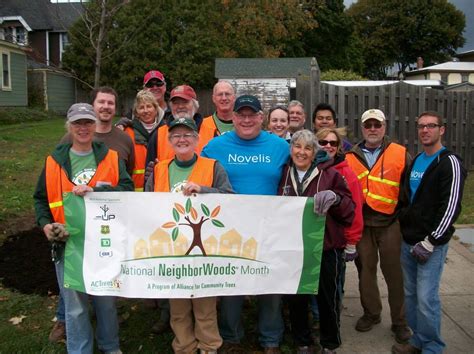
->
xmin=9 ymin=315 xmax=26 ymax=325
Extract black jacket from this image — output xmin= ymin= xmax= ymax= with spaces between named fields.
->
xmin=399 ymin=149 xmax=467 ymax=245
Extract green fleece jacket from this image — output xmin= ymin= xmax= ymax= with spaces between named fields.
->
xmin=33 ymin=141 xmax=134 ymax=228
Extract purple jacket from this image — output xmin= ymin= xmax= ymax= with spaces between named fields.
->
xmin=278 ymin=157 xmax=355 ymax=251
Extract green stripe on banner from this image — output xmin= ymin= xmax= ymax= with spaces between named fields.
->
xmin=63 ymin=193 xmax=86 ymax=292
xmin=297 ymin=197 xmax=325 ymax=294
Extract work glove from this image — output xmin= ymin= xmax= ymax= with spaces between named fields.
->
xmin=344 ymin=244 xmax=358 ymax=262
xmin=411 ymin=236 xmax=434 ymax=264
xmin=144 ymin=160 xmax=156 ymax=182
xmin=51 ymin=223 xmax=70 ymax=242
xmin=314 ymin=190 xmax=340 ymax=216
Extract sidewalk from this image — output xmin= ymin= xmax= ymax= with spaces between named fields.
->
xmin=337 ymin=238 xmax=474 ymax=353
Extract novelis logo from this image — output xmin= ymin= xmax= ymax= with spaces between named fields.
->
xmin=95 ymin=205 xmax=116 ymax=221
xmin=228 ymin=153 xmax=271 ymax=164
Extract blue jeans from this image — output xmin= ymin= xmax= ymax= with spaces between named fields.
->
xmin=56 ymin=293 xmax=65 ymax=322
xmin=55 ymin=257 xmax=120 ymax=354
xmin=310 ymin=295 xmax=319 ymax=321
xmin=401 ymin=241 xmax=448 ymax=354
xmin=218 ymin=294 xmax=283 ymax=347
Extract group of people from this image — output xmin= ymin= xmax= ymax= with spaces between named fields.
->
xmin=33 ymin=69 xmax=467 ymax=354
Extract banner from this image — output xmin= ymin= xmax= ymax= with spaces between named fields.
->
xmin=63 ymin=192 xmax=325 ymax=298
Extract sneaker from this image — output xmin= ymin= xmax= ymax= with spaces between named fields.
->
xmin=48 ymin=321 xmax=66 ymax=343
xmin=355 ymin=314 xmax=381 ymax=332
xmin=151 ymin=320 xmax=171 ymax=334
xmin=322 ymin=349 xmax=337 ymax=354
xmin=391 ymin=342 xmax=421 ymax=354
xmin=391 ymin=324 xmax=412 ymax=343
xmin=219 ymin=342 xmax=245 ymax=354
xmin=263 ymin=347 xmax=281 ymax=354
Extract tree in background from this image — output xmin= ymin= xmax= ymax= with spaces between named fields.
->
xmin=348 ymin=0 xmax=465 ymax=79
xmin=286 ymin=0 xmax=364 ymax=74
xmin=62 ymin=0 xmax=316 ymax=95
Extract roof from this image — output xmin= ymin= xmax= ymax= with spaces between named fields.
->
xmin=0 ymin=0 xmax=83 ymax=31
xmin=455 ymin=50 xmax=474 ymax=59
xmin=322 ymin=80 xmax=443 ymax=87
xmin=215 ymin=58 xmax=316 ymax=79
xmin=406 ymin=61 xmax=474 ymax=75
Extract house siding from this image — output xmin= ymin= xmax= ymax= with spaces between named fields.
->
xmin=0 ymin=50 xmax=27 ymax=106
xmin=46 ymin=72 xmax=75 ymax=113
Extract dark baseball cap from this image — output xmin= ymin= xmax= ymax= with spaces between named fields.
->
xmin=234 ymin=95 xmax=262 ymax=112
xmin=168 ymin=118 xmax=198 ymax=132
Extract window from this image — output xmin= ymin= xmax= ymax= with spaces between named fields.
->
xmin=0 ymin=26 xmax=27 ymax=45
xmin=60 ymin=32 xmax=69 ymax=62
xmin=1 ymin=52 xmax=11 ymax=90
xmin=15 ymin=27 xmax=26 ymax=45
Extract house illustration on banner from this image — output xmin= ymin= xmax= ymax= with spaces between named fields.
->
xmin=132 ymin=227 xmax=258 ymax=260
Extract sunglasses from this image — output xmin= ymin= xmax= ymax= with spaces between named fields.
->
xmin=318 ymin=140 xmax=338 ymax=147
xmin=145 ymin=81 xmax=165 ymax=88
xmin=363 ymin=121 xmax=383 ymax=129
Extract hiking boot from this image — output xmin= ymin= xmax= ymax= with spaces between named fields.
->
xmin=391 ymin=342 xmax=421 ymax=354
xmin=219 ymin=342 xmax=245 ymax=354
xmin=48 ymin=321 xmax=66 ymax=343
xmin=391 ymin=324 xmax=412 ymax=343
xmin=263 ymin=347 xmax=281 ymax=354
xmin=355 ymin=314 xmax=381 ymax=332
xmin=151 ymin=320 xmax=171 ymax=334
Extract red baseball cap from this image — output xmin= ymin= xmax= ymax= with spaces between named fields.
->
xmin=170 ymin=85 xmax=197 ymax=101
xmin=143 ymin=70 xmax=165 ymax=85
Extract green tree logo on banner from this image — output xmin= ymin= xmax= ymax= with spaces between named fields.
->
xmin=162 ymin=198 xmax=225 ymax=256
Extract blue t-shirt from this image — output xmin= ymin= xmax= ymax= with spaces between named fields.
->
xmin=201 ymin=131 xmax=290 ymax=195
xmin=409 ymin=147 xmax=445 ymax=202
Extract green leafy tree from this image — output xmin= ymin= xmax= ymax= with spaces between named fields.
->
xmin=348 ymin=0 xmax=465 ymax=79
xmin=290 ymin=0 xmax=364 ymax=73
xmin=162 ymin=199 xmax=225 ymax=256
xmin=321 ymin=69 xmax=367 ymax=81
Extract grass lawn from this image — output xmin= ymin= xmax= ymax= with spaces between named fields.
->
xmin=0 ymin=115 xmax=472 ymax=352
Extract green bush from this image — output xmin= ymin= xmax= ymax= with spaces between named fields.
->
xmin=321 ymin=69 xmax=367 ymax=81
xmin=0 ymin=108 xmax=63 ymax=125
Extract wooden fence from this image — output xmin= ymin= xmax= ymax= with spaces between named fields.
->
xmin=318 ymin=82 xmax=474 ymax=170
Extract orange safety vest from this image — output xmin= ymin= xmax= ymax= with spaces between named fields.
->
xmin=346 ymin=143 xmax=406 ymax=215
xmin=154 ymin=156 xmax=215 ymax=192
xmin=125 ymin=127 xmax=147 ymax=191
xmin=45 ymin=150 xmax=120 ymax=223
xmin=156 ymin=125 xmax=175 ymax=162
xmin=198 ymin=115 xmax=219 ymax=152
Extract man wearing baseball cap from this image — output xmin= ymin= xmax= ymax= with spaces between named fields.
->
xmin=143 ymin=70 xmax=168 ymax=113
xmin=145 ymin=85 xmax=204 ymax=174
xmin=202 ymin=95 xmax=289 ymax=353
xmin=346 ymin=109 xmax=412 ymax=345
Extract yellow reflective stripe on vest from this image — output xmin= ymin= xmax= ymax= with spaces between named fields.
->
xmin=367 ymin=192 xmax=397 ymax=204
xmin=49 ymin=201 xmax=63 ymax=209
xmin=357 ymin=170 xmax=369 ymax=180
xmin=367 ymin=175 xmax=400 ymax=187
xmin=135 ymin=187 xmax=144 ymax=192
xmin=133 ymin=169 xmax=145 ymax=175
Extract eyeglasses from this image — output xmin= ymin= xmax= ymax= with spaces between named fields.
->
xmin=235 ymin=112 xmax=260 ymax=119
xmin=169 ymin=133 xmax=196 ymax=141
xmin=416 ymin=123 xmax=441 ymax=130
xmin=363 ymin=121 xmax=383 ymax=129
xmin=145 ymin=81 xmax=165 ymax=88
xmin=71 ymin=120 xmax=94 ymax=127
xmin=318 ymin=140 xmax=338 ymax=147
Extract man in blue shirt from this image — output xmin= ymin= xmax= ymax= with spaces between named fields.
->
xmin=394 ymin=111 xmax=466 ymax=354
xmin=202 ymin=95 xmax=289 ymax=353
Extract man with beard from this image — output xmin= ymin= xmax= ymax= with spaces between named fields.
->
xmin=345 ymin=109 xmax=412 ymax=346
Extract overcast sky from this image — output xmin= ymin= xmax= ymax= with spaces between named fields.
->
xmin=344 ymin=0 xmax=473 ymax=52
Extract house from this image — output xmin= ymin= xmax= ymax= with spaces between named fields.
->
xmin=404 ymin=61 xmax=474 ymax=86
xmin=455 ymin=49 xmax=474 ymax=62
xmin=215 ymin=57 xmax=319 ymax=117
xmin=0 ymin=39 xmax=28 ymax=107
xmin=0 ymin=0 xmax=83 ymax=67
